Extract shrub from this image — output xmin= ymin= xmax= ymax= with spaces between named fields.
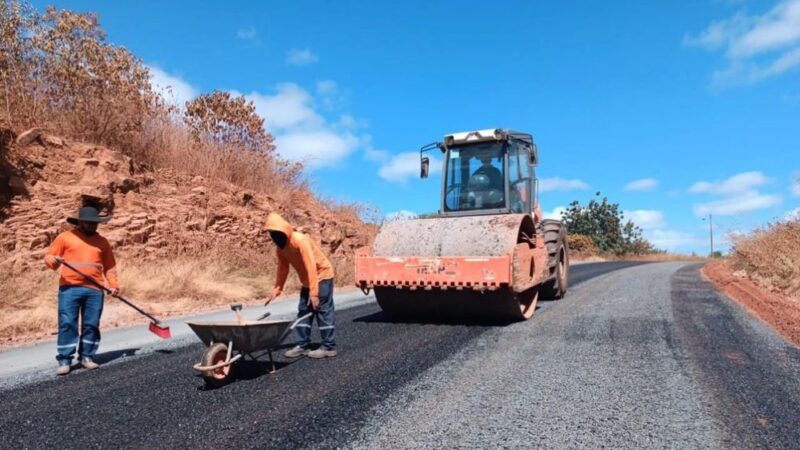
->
xmin=730 ymin=218 xmax=800 ymax=295
xmin=567 ymin=234 xmax=597 ymax=256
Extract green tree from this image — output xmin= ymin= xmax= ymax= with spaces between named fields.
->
xmin=561 ymin=193 xmax=658 ymax=255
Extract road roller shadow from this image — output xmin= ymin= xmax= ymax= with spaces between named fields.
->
xmin=353 ymin=310 xmax=521 ymax=327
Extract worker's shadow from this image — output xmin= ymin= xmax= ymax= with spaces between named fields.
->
xmin=92 ymin=348 xmax=140 ymax=364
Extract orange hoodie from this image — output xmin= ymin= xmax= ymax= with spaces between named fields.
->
xmin=45 ymin=229 xmax=119 ymax=291
xmin=266 ymin=213 xmax=334 ymax=298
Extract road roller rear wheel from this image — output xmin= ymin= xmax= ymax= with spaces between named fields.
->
xmin=541 ymin=220 xmax=569 ymax=300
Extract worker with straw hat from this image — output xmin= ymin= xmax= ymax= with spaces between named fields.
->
xmin=44 ymin=206 xmax=120 ymax=376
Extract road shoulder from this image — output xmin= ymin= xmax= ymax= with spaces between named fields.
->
xmin=703 ymin=260 xmax=800 ymax=347
xmin=671 ymin=264 xmax=800 ymax=448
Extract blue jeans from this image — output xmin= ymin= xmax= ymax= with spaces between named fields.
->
xmin=294 ymin=278 xmax=335 ymax=350
xmin=56 ymin=286 xmax=104 ymax=365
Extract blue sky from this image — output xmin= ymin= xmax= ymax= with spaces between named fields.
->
xmin=34 ymin=0 xmax=800 ymax=253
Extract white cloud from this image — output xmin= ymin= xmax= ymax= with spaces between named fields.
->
xmin=244 ymin=83 xmax=324 ymax=131
xmin=624 ymin=210 xmax=665 ymax=230
xmin=237 ymin=83 xmax=360 ymax=168
xmin=539 ymin=177 xmax=590 ymax=192
xmin=378 ymin=152 xmax=441 ymax=183
xmin=236 ymin=27 xmax=257 ymax=40
xmin=690 ymin=171 xmax=782 ymax=216
xmin=646 ymin=230 xmax=703 ymax=251
xmin=317 ymin=80 xmax=338 ymax=95
xmin=384 ymin=210 xmax=418 ymax=222
xmin=624 ymin=178 xmax=658 ymax=191
xmin=689 ymin=171 xmax=770 ymax=194
xmin=693 ymin=190 xmax=782 ymax=216
xmin=286 ymin=48 xmax=319 ymax=66
xmin=684 ymin=0 xmax=800 ymax=86
xmin=784 ymin=207 xmax=800 ymax=221
xmin=147 ymin=65 xmax=198 ymax=106
xmin=338 ymin=114 xmax=367 ymax=130
xmin=729 ymin=1 xmax=800 ymax=58
xmin=275 ymin=130 xmax=359 ymax=168
xmin=792 ymin=172 xmax=800 ymax=196
xmin=364 ymin=147 xmax=389 ymax=162
xmin=543 ymin=206 xmax=566 ymax=220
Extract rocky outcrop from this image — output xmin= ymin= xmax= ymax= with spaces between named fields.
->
xmin=0 ymin=128 xmax=371 ymax=274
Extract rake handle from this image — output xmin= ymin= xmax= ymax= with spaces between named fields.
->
xmin=59 ymin=260 xmax=163 ymax=324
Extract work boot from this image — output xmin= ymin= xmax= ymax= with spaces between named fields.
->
xmin=308 ymin=347 xmax=337 ymax=359
xmin=56 ymin=365 xmax=70 ymax=376
xmin=284 ymin=346 xmax=309 ymax=358
xmin=81 ymin=358 xmax=99 ymax=370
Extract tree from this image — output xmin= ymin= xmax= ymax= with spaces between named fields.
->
xmin=0 ymin=2 xmax=161 ymax=147
xmin=183 ymin=90 xmax=275 ymax=155
xmin=561 ymin=193 xmax=658 ymax=255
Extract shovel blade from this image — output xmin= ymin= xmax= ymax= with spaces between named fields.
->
xmin=149 ymin=321 xmax=172 ymax=339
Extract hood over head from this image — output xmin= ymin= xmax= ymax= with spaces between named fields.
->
xmin=265 ymin=212 xmax=294 ymax=241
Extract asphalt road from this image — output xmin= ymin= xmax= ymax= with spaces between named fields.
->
xmin=1 ymin=262 xmax=797 ymax=449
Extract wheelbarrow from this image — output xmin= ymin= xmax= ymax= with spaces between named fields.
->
xmin=187 ymin=304 xmax=311 ymax=387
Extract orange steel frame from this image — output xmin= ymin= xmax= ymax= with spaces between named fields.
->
xmin=355 ymin=248 xmax=512 ymax=292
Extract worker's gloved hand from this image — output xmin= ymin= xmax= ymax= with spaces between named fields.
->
xmin=309 ymin=296 xmax=320 ymax=311
xmin=47 ymin=255 xmax=63 ymax=268
xmin=109 ymin=287 xmax=121 ymax=297
xmin=271 ymin=286 xmax=282 ymax=300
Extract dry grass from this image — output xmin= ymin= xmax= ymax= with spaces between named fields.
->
xmin=730 ymin=219 xmax=800 ymax=296
xmin=133 ymin=118 xmax=305 ymax=205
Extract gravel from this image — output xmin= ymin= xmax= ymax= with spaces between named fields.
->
xmin=350 ymin=262 xmax=722 ymax=449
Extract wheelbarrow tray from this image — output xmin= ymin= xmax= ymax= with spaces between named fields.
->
xmin=187 ymin=319 xmax=294 ymax=354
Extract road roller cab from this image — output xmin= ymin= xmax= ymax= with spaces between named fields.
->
xmin=356 ymin=128 xmax=569 ymax=321
xmin=423 ymin=129 xmax=539 ymax=217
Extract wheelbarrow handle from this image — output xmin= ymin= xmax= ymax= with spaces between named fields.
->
xmin=290 ymin=312 xmax=313 ymax=330
xmin=276 ymin=312 xmax=314 ymax=344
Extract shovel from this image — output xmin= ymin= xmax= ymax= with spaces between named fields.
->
xmin=256 ymin=295 xmax=279 ymax=321
xmin=58 ymin=260 xmax=172 ymax=339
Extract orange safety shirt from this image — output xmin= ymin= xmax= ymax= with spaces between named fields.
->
xmin=45 ymin=229 xmax=119 ymax=291
xmin=266 ymin=213 xmax=334 ymax=298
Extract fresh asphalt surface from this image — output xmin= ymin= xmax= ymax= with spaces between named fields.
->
xmin=1 ymin=262 xmax=798 ymax=449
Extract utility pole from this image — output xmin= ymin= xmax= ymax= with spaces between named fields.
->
xmin=708 ymin=213 xmax=714 ymax=257
xmin=702 ymin=214 xmax=715 ymax=258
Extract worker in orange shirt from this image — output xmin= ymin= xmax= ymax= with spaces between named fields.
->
xmin=265 ymin=213 xmax=337 ymax=359
xmin=45 ymin=207 xmax=119 ymax=375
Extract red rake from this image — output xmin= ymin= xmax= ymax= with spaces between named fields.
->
xmin=59 ymin=260 xmax=172 ymax=339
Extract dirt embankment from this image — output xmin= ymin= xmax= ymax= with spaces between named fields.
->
xmin=703 ymin=260 xmax=800 ymax=347
xmin=0 ymin=128 xmax=374 ymax=346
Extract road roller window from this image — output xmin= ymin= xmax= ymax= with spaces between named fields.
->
xmin=509 ymin=142 xmax=532 ymax=213
xmin=444 ymin=142 xmax=505 ymax=212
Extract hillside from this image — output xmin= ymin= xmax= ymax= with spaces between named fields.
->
xmin=0 ymin=128 xmax=372 ymax=345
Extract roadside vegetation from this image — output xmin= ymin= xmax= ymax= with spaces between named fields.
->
xmin=729 ymin=217 xmax=800 ymax=298
xmin=558 ymin=194 xmax=662 ymax=259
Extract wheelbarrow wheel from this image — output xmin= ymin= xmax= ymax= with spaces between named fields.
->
xmin=201 ymin=342 xmax=232 ymax=387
